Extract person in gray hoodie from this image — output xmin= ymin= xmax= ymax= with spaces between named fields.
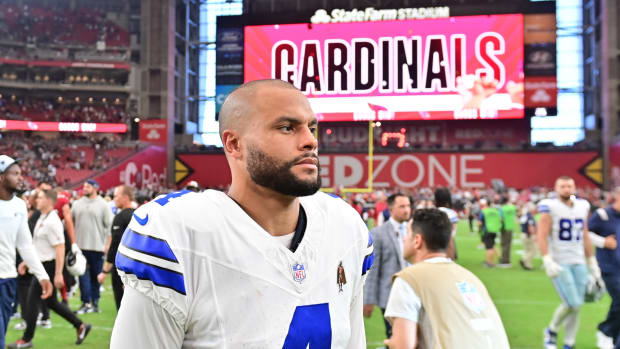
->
xmin=72 ymin=179 xmax=112 ymax=314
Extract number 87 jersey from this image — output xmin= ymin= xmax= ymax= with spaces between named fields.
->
xmin=538 ymin=197 xmax=590 ymax=265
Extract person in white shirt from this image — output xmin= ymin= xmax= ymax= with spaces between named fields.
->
xmin=9 ymin=189 xmax=91 ymax=348
xmin=384 ymin=208 xmax=509 ymax=349
xmin=0 ymin=155 xmax=52 ymax=349
xmin=110 ymin=79 xmax=372 ymax=348
xmin=538 ymin=176 xmax=600 ymax=349
xmin=435 ymin=187 xmax=459 ymax=260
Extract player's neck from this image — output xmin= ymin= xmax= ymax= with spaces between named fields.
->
xmin=413 ymin=250 xmax=447 ymax=264
xmin=227 ymin=184 xmax=300 ymax=237
xmin=0 ymin=186 xmax=14 ymax=201
xmin=560 ymin=197 xmax=573 ymax=207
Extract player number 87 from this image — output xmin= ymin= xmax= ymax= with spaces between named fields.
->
xmin=558 ymin=218 xmax=584 ymax=242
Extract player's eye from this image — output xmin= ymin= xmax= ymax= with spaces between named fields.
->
xmin=279 ymin=125 xmax=294 ymax=133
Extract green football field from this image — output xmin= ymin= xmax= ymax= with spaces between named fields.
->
xmin=5 ymin=220 xmax=610 ymax=348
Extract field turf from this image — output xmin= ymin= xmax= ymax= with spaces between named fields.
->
xmin=5 ymin=220 xmax=610 ymax=348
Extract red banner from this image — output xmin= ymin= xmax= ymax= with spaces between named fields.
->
xmin=176 ymin=151 xmax=600 ymax=189
xmin=139 ymin=119 xmax=167 ymax=144
xmin=525 ymin=76 xmax=557 ymax=108
xmin=245 ymin=14 xmax=524 ymax=121
xmin=0 ymin=119 xmax=126 ymax=133
xmin=0 ymin=57 xmax=130 ymax=70
xmin=94 ymin=145 xmax=167 ymax=191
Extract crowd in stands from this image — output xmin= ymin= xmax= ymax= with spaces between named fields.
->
xmin=0 ymin=134 xmax=135 ymax=189
xmin=0 ymin=69 xmax=127 ymax=86
xmin=336 ymin=184 xmax=608 ymax=229
xmin=0 ymin=96 xmax=127 ymax=123
xmin=0 ymin=2 xmax=129 ymax=47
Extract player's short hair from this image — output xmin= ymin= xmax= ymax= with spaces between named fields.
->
xmin=387 ymin=193 xmax=409 ymax=207
xmin=434 ymin=187 xmax=452 ymax=208
xmin=556 ymin=176 xmax=574 ymax=184
xmin=41 ymin=189 xmax=57 ymax=204
xmin=117 ymin=185 xmax=135 ymax=202
xmin=218 ymin=79 xmax=299 ymax=139
xmin=37 ymin=180 xmax=52 ymax=188
xmin=411 ymin=208 xmax=452 ymax=252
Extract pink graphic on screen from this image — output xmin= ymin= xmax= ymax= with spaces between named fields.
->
xmin=244 ymin=14 xmax=524 ymax=121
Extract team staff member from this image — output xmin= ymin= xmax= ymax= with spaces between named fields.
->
xmin=499 ymin=197 xmax=517 ymax=267
xmin=9 ymin=190 xmax=91 ymax=348
xmin=98 ymin=185 xmax=135 ymax=309
xmin=0 ymin=155 xmax=52 ymax=349
xmin=364 ymin=193 xmax=412 ymax=339
xmin=72 ymin=179 xmax=113 ymax=314
xmin=519 ymin=203 xmax=538 ymax=270
xmin=588 ymin=187 xmax=620 ymax=349
xmin=479 ymin=199 xmax=502 ymax=267
xmin=383 ymin=209 xmax=510 ymax=349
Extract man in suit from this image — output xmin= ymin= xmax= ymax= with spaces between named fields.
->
xmin=364 ymin=193 xmax=412 ymax=339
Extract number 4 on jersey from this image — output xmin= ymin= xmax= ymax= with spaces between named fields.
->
xmin=282 ymin=304 xmax=332 ymax=348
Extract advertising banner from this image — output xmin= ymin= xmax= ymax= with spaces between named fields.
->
xmin=319 ymin=119 xmax=529 ymax=149
xmin=176 ymin=151 xmax=600 ymax=190
xmin=94 ymin=145 xmax=167 ymax=191
xmin=524 ymin=76 xmax=557 ymax=108
xmin=139 ymin=119 xmax=167 ymax=144
xmin=0 ymin=119 xmax=126 ymax=133
xmin=245 ymin=14 xmax=524 ymax=121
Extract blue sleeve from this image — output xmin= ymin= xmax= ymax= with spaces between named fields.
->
xmin=537 ymin=202 xmax=551 ymax=214
xmin=587 ymin=212 xmax=605 ymax=235
xmin=479 ymin=213 xmax=485 ymax=226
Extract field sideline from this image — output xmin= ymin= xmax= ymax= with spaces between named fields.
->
xmin=5 ymin=220 xmax=610 ymax=348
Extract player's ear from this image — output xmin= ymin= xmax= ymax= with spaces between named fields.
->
xmin=221 ymin=130 xmax=242 ymax=159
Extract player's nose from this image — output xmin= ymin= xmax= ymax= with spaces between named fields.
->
xmin=299 ymin=125 xmax=318 ymax=151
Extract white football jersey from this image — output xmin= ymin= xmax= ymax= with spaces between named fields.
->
xmin=438 ymin=207 xmax=459 ymax=236
xmin=110 ymin=189 xmax=373 ymax=349
xmin=537 ymin=197 xmax=590 ymax=265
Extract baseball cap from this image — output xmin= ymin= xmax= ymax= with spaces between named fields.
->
xmin=85 ymin=179 xmax=99 ymax=188
xmin=186 ymin=180 xmax=199 ymax=189
xmin=0 ymin=155 xmax=19 ymax=173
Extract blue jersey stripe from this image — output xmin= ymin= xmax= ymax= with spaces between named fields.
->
xmin=120 ymin=229 xmax=178 ymax=263
xmin=538 ymin=205 xmax=550 ymax=213
xmin=115 ymin=252 xmax=186 ymax=295
xmin=362 ymin=252 xmax=375 ymax=275
xmin=367 ymin=230 xmax=374 ymax=247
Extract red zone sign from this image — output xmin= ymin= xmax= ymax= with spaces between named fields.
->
xmin=176 ymin=152 xmax=601 ymax=189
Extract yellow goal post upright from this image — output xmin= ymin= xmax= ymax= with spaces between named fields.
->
xmin=319 ymin=120 xmax=374 ymax=195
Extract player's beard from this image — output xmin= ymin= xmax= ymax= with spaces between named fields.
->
xmin=246 ymin=147 xmax=321 ymax=197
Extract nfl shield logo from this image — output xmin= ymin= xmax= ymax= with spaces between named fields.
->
xmin=291 ymin=263 xmax=306 ymax=283
xmin=456 ymin=281 xmax=486 ymax=314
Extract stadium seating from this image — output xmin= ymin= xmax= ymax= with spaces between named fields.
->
xmin=0 ymin=3 xmax=129 ymax=47
xmin=0 ymin=135 xmax=137 ymax=189
xmin=0 ymin=97 xmax=126 ymax=123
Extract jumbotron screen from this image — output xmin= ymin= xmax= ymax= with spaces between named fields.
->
xmin=244 ymin=14 xmax=524 ymax=121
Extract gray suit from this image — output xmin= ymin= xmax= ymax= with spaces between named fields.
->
xmin=363 ymin=220 xmax=407 ymax=309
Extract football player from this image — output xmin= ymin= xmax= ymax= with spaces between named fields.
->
xmin=110 ymin=79 xmax=373 ymax=348
xmin=537 ymin=176 xmax=600 ymax=349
